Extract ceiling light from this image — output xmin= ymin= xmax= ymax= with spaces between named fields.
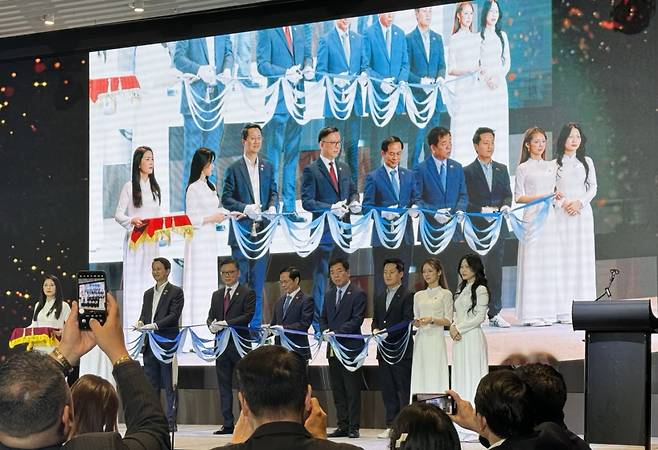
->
xmin=130 ymin=0 xmax=145 ymax=13
xmin=43 ymin=13 xmax=55 ymax=26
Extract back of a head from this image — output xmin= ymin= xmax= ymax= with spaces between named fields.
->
xmin=474 ymin=370 xmax=535 ymax=439
xmin=0 ymin=351 xmax=69 ymax=443
xmin=71 ymin=374 xmax=119 ymax=434
xmin=236 ymin=346 xmax=308 ymax=419
xmin=389 ymin=403 xmax=461 ymax=450
xmin=515 ymin=364 xmax=567 ymax=425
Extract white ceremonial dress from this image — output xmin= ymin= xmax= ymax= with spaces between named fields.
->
xmin=452 ymin=283 xmax=488 ymax=404
xmin=478 ymin=29 xmax=511 ymax=168
xmin=30 ymin=299 xmax=71 ymax=354
xmin=410 ymin=286 xmax=453 ymax=397
xmin=514 ymin=159 xmax=561 ymax=323
xmin=555 ymin=155 xmax=597 ymax=320
xmin=448 ymin=29 xmax=483 ymax=165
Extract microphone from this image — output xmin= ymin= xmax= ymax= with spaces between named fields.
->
xmin=610 ymin=268 xmax=620 ymax=275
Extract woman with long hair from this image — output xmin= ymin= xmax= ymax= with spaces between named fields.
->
xmin=71 ymin=375 xmax=119 ymax=435
xmin=114 ymin=146 xmax=162 ymax=328
xmin=30 ymin=275 xmax=71 ymax=353
xmin=388 ymin=402 xmax=461 ymax=450
xmin=514 ymin=127 xmax=564 ymax=326
xmin=182 ymin=147 xmax=227 ymax=332
xmin=448 ymin=1 xmax=482 ymax=163
xmin=410 ymin=258 xmax=453 ymax=399
xmin=554 ymin=123 xmax=597 ymax=323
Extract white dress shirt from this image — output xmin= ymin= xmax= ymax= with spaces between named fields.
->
xmin=151 ymin=281 xmax=167 ymax=323
xmin=244 ymin=155 xmax=261 ymax=207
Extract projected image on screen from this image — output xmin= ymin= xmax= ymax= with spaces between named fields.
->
xmin=89 ymin=0 xmax=552 ymax=329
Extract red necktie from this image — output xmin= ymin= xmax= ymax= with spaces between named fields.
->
xmin=284 ymin=26 xmax=293 ymax=54
xmin=329 ymin=161 xmax=339 ymax=192
xmin=223 ymin=287 xmax=232 ymax=316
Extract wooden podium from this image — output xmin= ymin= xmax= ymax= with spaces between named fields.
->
xmin=572 ymin=299 xmax=657 ymax=448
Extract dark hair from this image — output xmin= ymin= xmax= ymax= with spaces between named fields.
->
xmin=71 ymin=375 xmax=118 ymax=434
xmin=421 ymin=258 xmax=449 ymax=289
xmin=187 ymin=147 xmax=216 ymax=191
xmin=556 ymin=122 xmax=590 ymax=188
xmin=427 ymin=126 xmax=451 ymax=147
xmin=279 ymin=266 xmax=301 ymax=284
xmin=329 ymin=257 xmax=349 ymax=271
xmin=0 ymin=351 xmax=69 ymax=438
xmin=131 ymin=146 xmax=161 ymax=208
xmin=452 ymin=2 xmax=475 ymax=34
xmin=480 ymin=0 xmax=506 ymax=62
xmin=472 ymin=127 xmax=495 ymax=145
xmin=152 ymin=257 xmax=171 ymax=272
xmin=474 ymin=370 xmax=534 ymax=439
xmin=34 ymin=274 xmax=65 ymax=321
xmin=381 ymin=135 xmax=404 ymax=153
xmin=457 ymin=254 xmax=489 ymax=313
xmin=389 ymin=403 xmax=461 ymax=450
xmin=219 ymin=257 xmax=239 ymax=270
xmin=241 ymin=123 xmax=262 ymax=141
xmin=383 ymin=258 xmax=404 ymax=273
xmin=236 ymin=346 xmax=307 ymax=417
xmin=519 ymin=127 xmax=547 ymax=164
xmin=515 ymin=364 xmax=567 ymax=425
xmin=318 ymin=126 xmax=339 ymax=143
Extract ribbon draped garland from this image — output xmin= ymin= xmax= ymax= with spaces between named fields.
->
xmin=129 ymin=214 xmax=194 ymax=249
xmin=9 ymin=327 xmax=59 ymax=350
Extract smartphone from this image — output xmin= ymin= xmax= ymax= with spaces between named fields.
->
xmin=77 ymin=270 xmax=107 ymax=330
xmin=412 ymin=393 xmax=456 ymax=414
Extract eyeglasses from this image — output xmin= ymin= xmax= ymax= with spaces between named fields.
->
xmin=321 ymin=140 xmax=342 ymax=148
xmin=220 ymin=270 xmax=237 ymax=276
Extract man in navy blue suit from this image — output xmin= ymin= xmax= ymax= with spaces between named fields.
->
xmin=221 ymin=123 xmax=278 ymax=327
xmin=270 ymin=266 xmax=314 ymax=360
xmin=414 ymin=126 xmax=468 ymax=290
xmin=464 ymin=127 xmax=513 ymax=328
xmin=363 ymin=136 xmax=420 ymax=297
xmin=316 ymin=18 xmax=365 ymax=185
xmin=320 ymin=258 xmax=366 ymax=439
xmin=301 ymin=127 xmax=359 ymax=330
xmin=363 ymin=13 xmax=410 ymax=171
xmin=257 ymin=26 xmax=312 ymax=222
xmin=406 ymin=7 xmax=446 ymax=169
xmin=174 ymin=36 xmax=233 ymax=207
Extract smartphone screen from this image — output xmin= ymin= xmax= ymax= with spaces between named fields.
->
xmin=77 ymin=271 xmax=107 ymax=329
xmin=412 ymin=393 xmax=456 ymax=414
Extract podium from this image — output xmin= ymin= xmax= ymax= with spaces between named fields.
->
xmin=572 ymin=299 xmax=657 ymax=448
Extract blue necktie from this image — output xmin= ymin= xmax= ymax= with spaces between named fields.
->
xmin=283 ymin=294 xmax=292 ymax=316
xmin=439 ymin=162 xmax=446 ymax=191
xmin=390 ymin=169 xmax=400 ymax=200
xmin=341 ymin=32 xmax=350 ymax=61
xmin=336 ymin=288 xmax=343 ymax=307
xmin=385 ymin=27 xmax=392 ymax=57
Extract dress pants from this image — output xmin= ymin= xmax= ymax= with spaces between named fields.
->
xmin=231 ymin=246 xmax=269 ymax=327
xmin=215 ymin=343 xmax=242 ymax=428
xmin=328 ymin=355 xmax=362 ymax=432
xmin=378 ymin=356 xmax=412 ymax=426
xmin=372 ymin=243 xmax=412 ymax=298
xmin=143 ymin=343 xmax=176 ymax=426
xmin=481 ymin=231 xmax=505 ymax=318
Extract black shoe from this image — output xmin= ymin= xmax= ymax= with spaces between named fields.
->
xmin=169 ymin=424 xmax=177 ymax=432
xmin=286 ymin=213 xmax=306 ymax=223
xmin=328 ymin=428 xmax=349 ymax=438
xmin=213 ymin=425 xmax=234 ymax=435
xmin=348 ymin=429 xmax=360 ymax=438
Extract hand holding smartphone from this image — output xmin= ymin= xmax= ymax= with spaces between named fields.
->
xmin=412 ymin=393 xmax=457 ymax=415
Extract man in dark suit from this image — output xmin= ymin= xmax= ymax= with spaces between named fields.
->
xmin=406 ymin=7 xmax=446 ymax=168
xmin=371 ymin=258 xmax=414 ymax=437
xmin=316 ymin=18 xmax=365 ymax=184
xmin=222 ymin=123 xmax=278 ymax=328
xmin=414 ymin=126 xmax=468 ymax=290
xmin=320 ymin=258 xmax=366 ymax=439
xmin=363 ymin=136 xmax=420 ymax=296
xmin=270 ymin=266 xmax=314 ymax=360
xmin=135 ymin=257 xmax=184 ymax=431
xmin=207 ymin=258 xmax=256 ymax=435
xmin=256 ymin=26 xmax=312 ymax=221
xmin=0 ymin=293 xmax=170 ymax=450
xmin=301 ymin=127 xmax=359 ymax=330
xmin=463 ymin=127 xmax=512 ymax=328
xmin=173 ymin=36 xmax=233 ymax=206
xmin=214 ymin=346 xmax=363 ymax=450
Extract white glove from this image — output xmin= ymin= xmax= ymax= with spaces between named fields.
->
xmin=220 ymin=68 xmax=232 ymax=81
xmin=380 ymin=78 xmax=395 ymax=95
xmin=270 ymin=324 xmax=284 ymax=332
xmin=434 ymin=208 xmax=451 ymax=224
xmin=376 ymin=330 xmax=389 ymax=339
xmin=134 ymin=321 xmax=144 ymax=331
xmin=217 ymin=320 xmax=228 ymax=327
xmin=481 ymin=206 xmax=497 ymax=223
xmin=262 ymin=205 xmax=277 ymax=219
xmin=348 ymin=201 xmax=362 ymax=214
xmin=381 ymin=211 xmax=399 ymax=221
xmin=285 ymin=65 xmax=303 ymax=84
xmin=197 ymin=65 xmax=216 ymax=84
xmin=302 ymin=66 xmax=315 ymax=81
xmin=500 ymin=205 xmax=511 ymax=214
xmin=209 ymin=320 xmax=221 ymax=334
xmin=420 ymin=76 xmax=434 ymax=85
xmin=141 ymin=323 xmax=158 ymax=331
xmin=330 ymin=202 xmax=348 ymax=218
xmin=243 ymin=204 xmax=261 ymax=220
xmin=408 ymin=204 xmax=420 ymax=218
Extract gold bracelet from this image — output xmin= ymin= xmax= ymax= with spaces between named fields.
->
xmin=50 ymin=348 xmax=74 ymax=374
xmin=113 ymin=354 xmax=133 ymax=367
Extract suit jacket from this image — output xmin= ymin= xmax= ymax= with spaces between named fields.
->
xmin=215 ymin=421 xmax=363 ymax=450
xmin=363 ymin=165 xmax=419 ymax=246
xmin=414 ymin=157 xmax=468 ymax=240
xmin=207 ymin=283 xmax=256 ymax=345
xmin=463 ymin=158 xmax=512 ymax=230
xmin=320 ymin=282 xmax=366 ymax=353
xmin=301 ymin=158 xmax=358 ymax=247
xmin=138 ymin=282 xmax=184 ymax=351
xmin=480 ymin=422 xmax=591 ymax=450
xmin=173 ymin=36 xmax=233 ymax=116
xmin=362 ymin=22 xmax=409 ymax=113
xmin=222 ymin=157 xmax=278 ymax=247
xmin=371 ymin=286 xmax=414 ymax=361
xmin=256 ymin=26 xmax=312 ymax=115
xmin=316 ymin=27 xmax=365 ymax=116
xmin=270 ymin=290 xmax=314 ymax=360
xmin=406 ymin=26 xmax=445 ymax=109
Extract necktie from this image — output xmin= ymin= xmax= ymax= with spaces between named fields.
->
xmin=439 ymin=162 xmax=446 ymax=191
xmin=390 ymin=169 xmax=400 ymax=200
xmin=341 ymin=32 xmax=350 ymax=61
xmin=223 ymin=287 xmax=232 ymax=316
xmin=283 ymin=294 xmax=292 ymax=316
xmin=328 ymin=161 xmax=339 ymax=192
xmin=423 ymin=32 xmax=430 ymax=60
xmin=284 ymin=26 xmax=293 ymax=54
xmin=336 ymin=288 xmax=343 ymax=307
xmin=385 ymin=27 xmax=392 ymax=57
xmin=484 ymin=164 xmax=493 ymax=191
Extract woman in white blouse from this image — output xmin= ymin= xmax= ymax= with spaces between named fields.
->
xmin=30 ymin=275 xmax=71 ymax=353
